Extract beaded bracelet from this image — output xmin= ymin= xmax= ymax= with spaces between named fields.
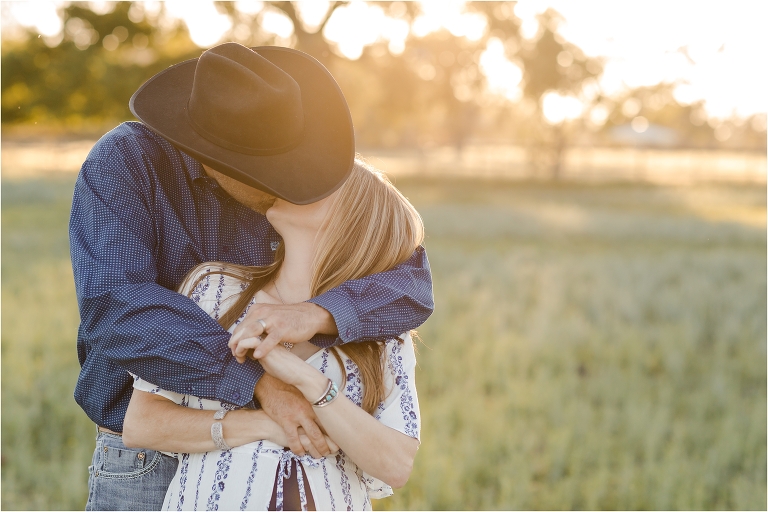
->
xmin=311 ymin=379 xmax=339 ymax=408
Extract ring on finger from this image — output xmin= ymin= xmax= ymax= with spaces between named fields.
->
xmin=257 ymin=319 xmax=267 ymax=331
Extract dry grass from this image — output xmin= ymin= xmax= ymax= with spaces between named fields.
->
xmin=2 ymin=174 xmax=765 ymax=510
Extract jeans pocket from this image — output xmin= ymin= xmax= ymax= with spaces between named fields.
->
xmin=95 ymin=435 xmax=162 ymax=480
xmin=87 ymin=433 xmax=179 ymax=511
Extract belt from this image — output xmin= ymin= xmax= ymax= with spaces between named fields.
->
xmin=98 ymin=426 xmax=122 ymax=436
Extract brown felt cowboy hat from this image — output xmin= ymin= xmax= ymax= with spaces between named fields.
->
xmin=129 ymin=43 xmax=355 ymax=205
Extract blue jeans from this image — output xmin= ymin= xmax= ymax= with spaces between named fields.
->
xmin=85 ymin=431 xmax=178 ymax=511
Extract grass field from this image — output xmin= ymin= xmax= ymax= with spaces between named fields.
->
xmin=1 ymin=172 xmax=765 ymax=510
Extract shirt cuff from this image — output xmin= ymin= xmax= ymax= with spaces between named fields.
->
xmin=308 ymin=288 xmax=376 ymax=343
xmin=214 ymin=355 xmax=263 ymax=407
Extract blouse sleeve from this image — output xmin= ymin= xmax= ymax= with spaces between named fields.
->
xmin=374 ymin=331 xmax=421 ymax=440
xmin=364 ymin=332 xmax=421 ymax=499
xmin=130 ymin=373 xmax=186 ymax=405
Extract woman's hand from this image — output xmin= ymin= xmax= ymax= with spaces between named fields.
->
xmin=254 ymin=342 xmax=322 ymax=390
xmin=252 ymin=341 xmax=331 ymax=412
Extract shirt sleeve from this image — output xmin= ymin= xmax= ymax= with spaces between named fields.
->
xmin=307 ymin=247 xmax=434 ymax=347
xmin=70 ymin=137 xmax=262 ymax=409
xmin=362 ymin=332 xmax=421 ymax=499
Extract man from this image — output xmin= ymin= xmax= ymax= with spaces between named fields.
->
xmin=70 ymin=43 xmax=433 ymax=510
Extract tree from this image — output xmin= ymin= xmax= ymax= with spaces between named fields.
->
xmin=2 ymin=1 xmax=608 ymax=163
xmin=514 ymin=9 xmax=603 ymax=177
xmin=1 ymin=2 xmax=200 ymax=126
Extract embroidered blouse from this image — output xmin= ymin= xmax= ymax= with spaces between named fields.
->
xmin=131 ymin=264 xmax=421 ymax=510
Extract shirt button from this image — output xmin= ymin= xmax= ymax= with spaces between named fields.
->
xmin=379 ymin=327 xmax=384 ymax=334
xmin=233 ymin=391 xmax=240 ymax=400
xmin=222 ymin=245 xmax=229 ymax=253
xmin=346 ymin=327 xmax=352 ymax=337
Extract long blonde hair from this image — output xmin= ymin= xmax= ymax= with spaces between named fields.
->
xmin=183 ymin=159 xmax=424 ymax=413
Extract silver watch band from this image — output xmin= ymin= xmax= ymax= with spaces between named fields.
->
xmin=211 ymin=422 xmax=231 ymax=451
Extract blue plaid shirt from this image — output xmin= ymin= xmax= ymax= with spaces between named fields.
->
xmin=69 ymin=122 xmax=433 ymax=432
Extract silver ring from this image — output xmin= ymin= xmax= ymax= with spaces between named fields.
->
xmin=257 ymin=319 xmax=267 ymax=332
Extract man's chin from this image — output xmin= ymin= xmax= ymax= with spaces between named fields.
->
xmin=254 ymin=196 xmax=277 ymax=215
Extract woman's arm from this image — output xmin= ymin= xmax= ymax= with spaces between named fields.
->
xmin=258 ymin=347 xmax=420 ymax=488
xmin=123 ymin=389 xmax=339 ymax=456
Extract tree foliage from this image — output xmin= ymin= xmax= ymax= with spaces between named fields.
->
xmin=2 ymin=1 xmax=762 ymax=153
xmin=2 ymin=3 xmax=198 ymax=125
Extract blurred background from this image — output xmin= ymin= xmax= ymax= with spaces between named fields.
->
xmin=1 ymin=1 xmax=765 ymax=509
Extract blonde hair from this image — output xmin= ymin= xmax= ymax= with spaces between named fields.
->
xmin=183 ymin=159 xmax=424 ymax=413
xmin=312 ymin=158 xmax=424 ymax=295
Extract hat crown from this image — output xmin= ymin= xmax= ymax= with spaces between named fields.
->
xmin=187 ymin=43 xmax=305 ymax=155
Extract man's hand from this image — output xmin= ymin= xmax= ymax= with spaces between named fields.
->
xmin=255 ymin=373 xmax=334 ymax=458
xmin=229 ymin=302 xmax=336 ymax=362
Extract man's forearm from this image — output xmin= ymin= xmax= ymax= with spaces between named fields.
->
xmin=80 ymin=283 xmax=264 ymax=406
xmin=308 ymin=246 xmax=434 ymax=344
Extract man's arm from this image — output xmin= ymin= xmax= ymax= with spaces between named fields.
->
xmin=228 ymin=246 xmax=434 ymax=358
xmin=309 ymin=246 xmax=434 ymax=343
xmin=70 ymin=135 xmax=261 ymax=410
xmin=123 ymin=384 xmax=338 ymax=458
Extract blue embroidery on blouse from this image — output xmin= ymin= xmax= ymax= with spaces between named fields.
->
xmin=335 ymin=452 xmax=353 ymax=511
xmin=190 ymin=275 xmax=211 ymax=304
xmin=193 ymin=452 xmax=207 ymax=510
xmin=211 ymin=274 xmax=226 ymax=321
xmin=320 ymin=459 xmax=336 ymax=510
xmin=206 ymin=449 xmax=233 ymax=510
xmin=176 ymin=453 xmax=190 ymax=511
xmin=388 ymin=342 xmax=419 ymax=438
xmin=343 ymin=360 xmax=364 ymax=408
xmin=239 ymin=441 xmax=263 ymax=510
xmin=351 ymin=464 xmax=373 ymax=510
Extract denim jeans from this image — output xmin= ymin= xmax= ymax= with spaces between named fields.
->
xmin=85 ymin=431 xmax=178 ymax=511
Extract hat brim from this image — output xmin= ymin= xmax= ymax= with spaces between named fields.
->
xmin=129 ymin=46 xmax=354 ymax=205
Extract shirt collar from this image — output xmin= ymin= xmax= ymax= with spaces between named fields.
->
xmin=180 ymin=151 xmax=207 ymax=182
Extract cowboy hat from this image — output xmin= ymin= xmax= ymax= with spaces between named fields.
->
xmin=129 ymin=43 xmax=355 ymax=205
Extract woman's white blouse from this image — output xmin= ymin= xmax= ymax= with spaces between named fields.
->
xmin=131 ymin=265 xmax=421 ymax=511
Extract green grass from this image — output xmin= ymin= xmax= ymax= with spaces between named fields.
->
xmin=2 ymin=174 xmax=765 ymax=510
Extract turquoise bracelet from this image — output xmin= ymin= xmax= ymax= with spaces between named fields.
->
xmin=312 ymin=379 xmax=339 ymax=408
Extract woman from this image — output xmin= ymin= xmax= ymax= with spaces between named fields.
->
xmin=122 ymin=159 xmax=423 ymax=510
